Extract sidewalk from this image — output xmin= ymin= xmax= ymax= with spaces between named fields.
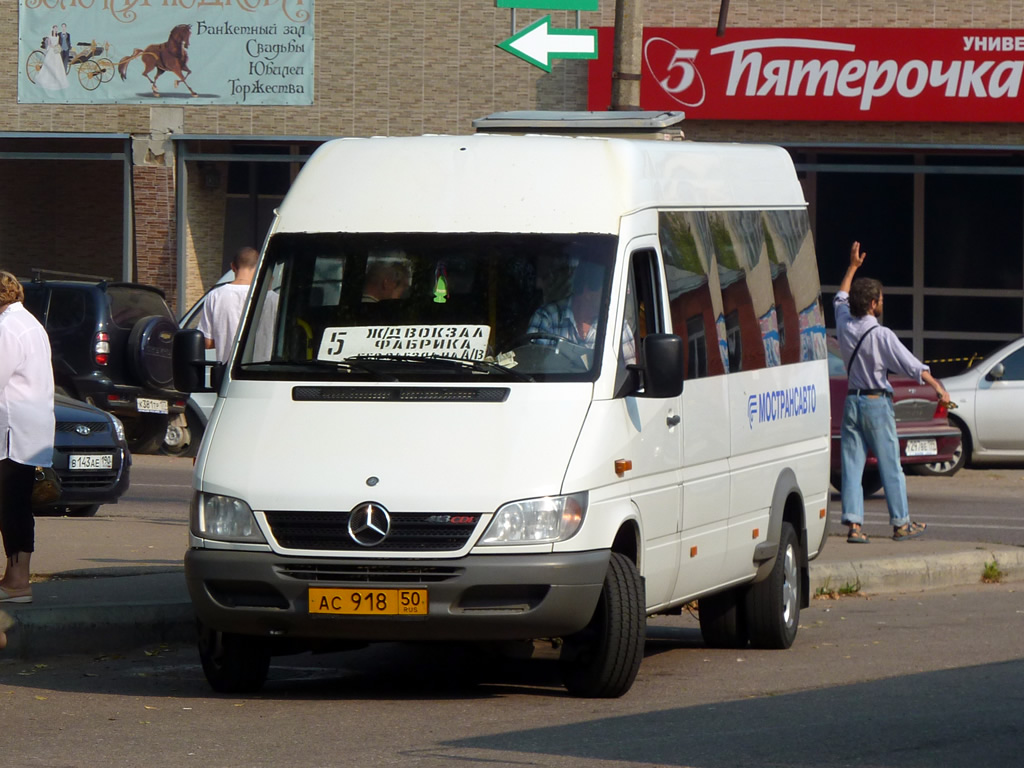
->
xmin=2 ymin=527 xmax=1022 ymax=661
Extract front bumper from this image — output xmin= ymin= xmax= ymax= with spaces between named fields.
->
xmin=185 ymin=548 xmax=610 ymax=642
xmin=50 ymin=446 xmax=131 ymax=508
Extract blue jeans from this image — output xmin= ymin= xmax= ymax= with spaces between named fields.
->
xmin=839 ymin=393 xmax=910 ymax=528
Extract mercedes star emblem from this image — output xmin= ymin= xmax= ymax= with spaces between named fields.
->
xmin=347 ymin=502 xmax=391 ymax=547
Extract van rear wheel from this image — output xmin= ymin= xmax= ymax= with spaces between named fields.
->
xmin=559 ymin=552 xmax=645 ymax=698
xmin=745 ymin=522 xmax=800 ymax=650
xmin=197 ymin=621 xmax=271 ymax=694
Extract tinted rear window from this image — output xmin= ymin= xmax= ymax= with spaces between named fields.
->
xmin=107 ymin=286 xmax=172 ymax=329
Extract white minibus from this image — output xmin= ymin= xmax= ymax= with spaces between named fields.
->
xmin=174 ymin=128 xmax=831 ymax=697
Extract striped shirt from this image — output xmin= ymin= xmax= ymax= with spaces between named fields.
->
xmin=834 ymin=291 xmax=928 ymax=391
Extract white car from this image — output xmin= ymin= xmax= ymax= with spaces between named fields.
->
xmin=917 ymin=335 xmax=1024 ymax=476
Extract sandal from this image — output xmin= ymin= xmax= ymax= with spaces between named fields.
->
xmin=893 ymin=521 xmax=926 ymax=541
xmin=0 ymin=586 xmax=32 ymax=604
xmin=846 ymin=524 xmax=870 ymax=544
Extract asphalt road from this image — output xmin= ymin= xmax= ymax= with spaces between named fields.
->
xmin=830 ymin=466 xmax=1024 ymax=546
xmin=0 ymin=584 xmax=1021 ymax=767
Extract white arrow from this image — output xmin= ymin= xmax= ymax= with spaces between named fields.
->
xmin=498 ymin=15 xmax=598 ymax=73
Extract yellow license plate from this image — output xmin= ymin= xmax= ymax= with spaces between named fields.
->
xmin=308 ymin=587 xmax=428 ymax=616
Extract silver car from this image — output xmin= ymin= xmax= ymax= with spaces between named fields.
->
xmin=917 ymin=336 xmax=1024 ymax=476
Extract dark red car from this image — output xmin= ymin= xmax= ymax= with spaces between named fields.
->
xmin=827 ymin=338 xmax=961 ymax=494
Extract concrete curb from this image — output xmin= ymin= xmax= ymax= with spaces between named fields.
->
xmin=810 ymin=547 xmax=1024 ymax=595
xmin=4 ymin=602 xmax=195 ymax=660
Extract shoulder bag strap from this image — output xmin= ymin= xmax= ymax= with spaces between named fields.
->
xmin=846 ymin=325 xmax=878 ymax=375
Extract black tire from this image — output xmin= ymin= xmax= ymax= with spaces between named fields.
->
xmin=745 ymin=522 xmax=801 ymax=650
xmin=197 ymin=621 xmax=271 ymax=694
xmin=560 ymin=552 xmax=645 ymax=698
xmin=123 ymin=413 xmax=169 ymax=455
xmin=698 ymin=588 xmax=748 ymax=648
xmin=830 ymin=469 xmax=883 ymax=496
xmin=161 ymin=409 xmax=200 ymax=458
xmin=127 ymin=315 xmax=178 ymax=390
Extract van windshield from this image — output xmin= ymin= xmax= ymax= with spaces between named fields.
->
xmin=235 ymin=232 xmax=618 ymax=382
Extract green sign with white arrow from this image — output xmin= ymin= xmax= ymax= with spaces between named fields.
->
xmin=498 ymin=14 xmax=598 ymax=73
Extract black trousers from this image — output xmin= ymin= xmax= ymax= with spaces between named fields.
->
xmin=0 ymin=459 xmax=35 ymax=556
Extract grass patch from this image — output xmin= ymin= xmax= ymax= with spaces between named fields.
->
xmin=814 ymin=576 xmax=861 ymax=599
xmin=982 ymin=557 xmax=1003 ymax=584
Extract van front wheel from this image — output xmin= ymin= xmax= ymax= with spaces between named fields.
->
xmin=745 ymin=522 xmax=800 ymax=650
xmin=197 ymin=621 xmax=271 ymax=694
xmin=559 ymin=552 xmax=645 ymax=698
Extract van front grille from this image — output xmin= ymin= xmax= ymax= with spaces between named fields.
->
xmin=264 ymin=510 xmax=478 ymax=552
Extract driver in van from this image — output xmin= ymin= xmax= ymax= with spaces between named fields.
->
xmin=527 ymin=259 xmax=636 ymax=364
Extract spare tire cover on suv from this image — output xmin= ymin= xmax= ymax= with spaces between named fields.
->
xmin=128 ymin=315 xmax=177 ymax=389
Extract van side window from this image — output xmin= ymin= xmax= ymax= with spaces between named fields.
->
xmin=763 ymin=210 xmax=827 ymax=363
xmin=711 ymin=210 xmax=770 ymax=372
xmin=660 ymin=211 xmax=724 ymax=379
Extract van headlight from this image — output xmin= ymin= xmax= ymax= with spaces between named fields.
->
xmin=480 ymin=493 xmax=587 ymax=545
xmin=191 ymin=492 xmax=267 ymax=543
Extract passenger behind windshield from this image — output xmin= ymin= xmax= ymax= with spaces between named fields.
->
xmin=361 ymin=252 xmax=412 ymax=303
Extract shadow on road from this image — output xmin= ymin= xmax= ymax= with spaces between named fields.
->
xmin=439 ymin=658 xmax=1024 ymax=767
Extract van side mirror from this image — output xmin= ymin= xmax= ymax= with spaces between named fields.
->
xmin=638 ymin=333 xmax=685 ymax=398
xmin=173 ymin=329 xmax=219 ymax=393
xmin=986 ymin=362 xmax=1005 ymax=382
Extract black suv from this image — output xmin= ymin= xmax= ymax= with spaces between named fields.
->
xmin=21 ymin=277 xmax=185 ymax=453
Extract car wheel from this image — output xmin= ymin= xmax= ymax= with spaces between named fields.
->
xmin=698 ymin=587 xmax=748 ymax=648
xmin=127 ymin=315 xmax=178 ymax=390
xmin=123 ymin=413 xmax=170 ymax=454
xmin=745 ymin=522 xmax=800 ymax=650
xmin=197 ymin=621 xmax=271 ymax=694
xmin=559 ymin=552 xmax=645 ymax=698
xmin=161 ymin=410 xmax=200 ymax=458
xmin=830 ymin=470 xmax=883 ymax=496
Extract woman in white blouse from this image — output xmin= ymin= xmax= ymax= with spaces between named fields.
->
xmin=0 ymin=272 xmax=55 ymax=604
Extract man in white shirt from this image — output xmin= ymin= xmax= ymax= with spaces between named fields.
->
xmin=198 ymin=246 xmax=258 ymax=364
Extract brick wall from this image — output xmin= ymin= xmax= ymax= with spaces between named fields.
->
xmin=132 ymin=164 xmax=177 ymax=307
xmin=0 ymin=159 xmax=123 ymax=280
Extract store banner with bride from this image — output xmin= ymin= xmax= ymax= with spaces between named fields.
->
xmin=17 ymin=0 xmax=314 ymax=105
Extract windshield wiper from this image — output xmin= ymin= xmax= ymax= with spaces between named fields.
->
xmin=353 ymin=354 xmax=534 ymax=382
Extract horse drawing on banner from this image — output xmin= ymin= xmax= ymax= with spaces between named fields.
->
xmin=117 ymin=24 xmax=196 ymax=97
